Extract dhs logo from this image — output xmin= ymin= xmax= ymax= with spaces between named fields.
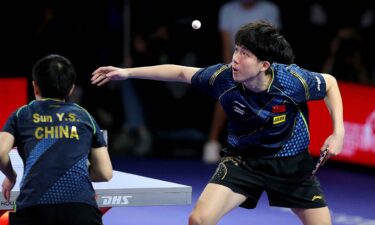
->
xmin=101 ymin=195 xmax=132 ymax=206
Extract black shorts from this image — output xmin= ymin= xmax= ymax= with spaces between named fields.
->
xmin=9 ymin=203 xmax=103 ymax=225
xmin=209 ymin=151 xmax=327 ymax=209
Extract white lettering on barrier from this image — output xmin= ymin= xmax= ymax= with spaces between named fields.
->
xmin=102 ymin=195 xmax=133 ymax=205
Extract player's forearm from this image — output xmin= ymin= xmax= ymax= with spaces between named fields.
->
xmin=127 ymin=65 xmax=198 ymax=83
xmin=89 ymin=162 xmax=113 ymax=182
xmin=0 ymin=154 xmax=17 ymax=182
xmin=323 ymin=74 xmax=345 ymax=135
xmin=0 ymin=132 xmax=17 ymax=181
xmin=89 ymin=147 xmax=113 ymax=182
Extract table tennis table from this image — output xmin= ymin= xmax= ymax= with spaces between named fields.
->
xmin=0 ymin=150 xmax=192 ymax=211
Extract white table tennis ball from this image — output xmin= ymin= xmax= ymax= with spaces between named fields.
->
xmin=192 ymin=20 xmax=201 ymax=30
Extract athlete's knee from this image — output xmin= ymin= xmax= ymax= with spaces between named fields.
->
xmin=189 ymin=211 xmax=204 ymax=225
xmin=319 ymin=217 xmax=332 ymax=225
xmin=188 ymin=210 xmax=213 ymax=225
xmin=188 ymin=213 xmax=199 ymax=225
xmin=292 ymin=207 xmax=332 ymax=225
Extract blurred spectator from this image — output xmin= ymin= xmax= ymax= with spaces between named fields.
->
xmin=277 ymin=0 xmax=373 ymax=73
xmin=311 ymin=1 xmax=374 ymax=72
xmin=32 ymin=0 xmax=110 ymax=107
xmin=203 ymin=0 xmax=283 ymax=163
xmin=219 ymin=0 xmax=282 ymax=63
xmin=112 ymin=22 xmax=189 ymax=155
xmin=322 ymin=27 xmax=371 ymax=85
xmin=112 ymin=32 xmax=154 ymax=156
xmin=113 ymin=19 xmax=208 ymax=156
xmin=303 ymin=0 xmax=374 ymax=85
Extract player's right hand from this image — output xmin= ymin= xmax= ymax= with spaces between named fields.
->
xmin=2 ymin=176 xmax=16 ymax=202
xmin=321 ymin=132 xmax=344 ymax=158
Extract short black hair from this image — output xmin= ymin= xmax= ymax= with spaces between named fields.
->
xmin=32 ymin=54 xmax=77 ymax=99
xmin=235 ymin=20 xmax=295 ymax=65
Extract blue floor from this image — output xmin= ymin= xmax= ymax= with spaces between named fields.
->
xmin=103 ymin=156 xmax=375 ymax=225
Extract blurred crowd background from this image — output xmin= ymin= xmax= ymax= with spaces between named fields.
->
xmin=1 ymin=0 xmax=374 ymax=159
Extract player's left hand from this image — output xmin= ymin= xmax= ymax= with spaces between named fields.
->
xmin=321 ymin=132 xmax=344 ymax=158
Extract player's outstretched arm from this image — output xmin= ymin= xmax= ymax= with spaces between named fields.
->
xmin=0 ymin=132 xmax=17 ymax=201
xmin=321 ymin=73 xmax=345 ymax=157
xmin=91 ymin=65 xmax=200 ymax=86
xmin=89 ymin=146 xmax=113 ymax=182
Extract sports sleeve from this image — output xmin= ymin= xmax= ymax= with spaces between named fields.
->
xmin=287 ymin=65 xmax=327 ymax=103
xmin=2 ymin=111 xmax=17 ymax=136
xmin=218 ymin=4 xmax=231 ymax=32
xmin=91 ymin=118 xmax=107 ymax=148
xmin=76 ymin=104 xmax=107 ymax=148
xmin=191 ymin=63 xmax=228 ymax=99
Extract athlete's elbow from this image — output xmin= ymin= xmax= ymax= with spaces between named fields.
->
xmin=90 ymin=167 xmax=113 ymax=182
xmin=98 ymin=168 xmax=113 ymax=182
xmin=176 ymin=71 xmax=189 ymax=83
xmin=103 ymin=170 xmax=113 ymax=181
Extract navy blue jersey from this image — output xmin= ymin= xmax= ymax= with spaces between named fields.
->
xmin=2 ymin=99 xmax=106 ymax=210
xmin=191 ymin=63 xmax=326 ymax=158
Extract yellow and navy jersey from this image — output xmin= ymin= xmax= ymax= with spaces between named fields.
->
xmin=2 ymin=99 xmax=106 ymax=210
xmin=191 ymin=63 xmax=326 ymax=158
